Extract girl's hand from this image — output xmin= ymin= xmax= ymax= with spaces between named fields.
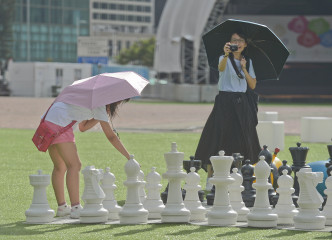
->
xmin=241 ymin=57 xmax=247 ymax=69
xmin=223 ymin=42 xmax=231 ymax=55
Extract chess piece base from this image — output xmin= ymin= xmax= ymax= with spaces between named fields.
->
xmin=80 ymin=215 xmax=109 ymax=223
xmin=161 ymin=204 xmax=190 ymax=223
xmin=247 ymin=208 xmax=278 ymax=228
xmin=294 ymin=210 xmax=326 ymax=230
xmin=119 ymin=215 xmax=149 ymax=224
xmin=25 ymin=204 xmax=55 ymax=223
xmin=119 ymin=204 xmax=149 ymax=224
xmin=207 ymin=206 xmax=237 ymax=226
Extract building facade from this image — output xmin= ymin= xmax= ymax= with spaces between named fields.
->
xmin=13 ymin=0 xmax=90 ymax=63
xmin=89 ymin=0 xmax=155 ymax=59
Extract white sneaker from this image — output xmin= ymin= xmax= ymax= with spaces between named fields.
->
xmin=206 ymin=178 xmax=213 ymax=191
xmin=70 ymin=204 xmax=83 ymax=219
xmin=56 ymin=203 xmax=71 ymax=217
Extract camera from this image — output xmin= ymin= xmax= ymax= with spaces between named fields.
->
xmin=229 ymin=44 xmax=238 ymax=52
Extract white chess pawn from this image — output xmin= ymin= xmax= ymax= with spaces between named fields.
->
xmin=101 ymin=167 xmax=122 ymax=220
xmin=273 ymin=169 xmax=298 ymax=225
xmin=119 ymin=155 xmax=148 ymax=224
xmin=229 ymin=168 xmax=250 ymax=222
xmin=294 ymin=168 xmax=326 ymax=230
xmin=80 ymin=166 xmax=109 ymax=223
xmin=138 ymin=168 xmax=147 ymax=204
xmin=322 ymin=175 xmax=332 ymax=225
xmin=207 ymin=151 xmax=238 ymax=226
xmin=161 ymin=142 xmax=190 ymax=223
xmin=143 ymin=167 xmax=165 ymax=219
xmin=25 ymin=170 xmax=55 ymax=223
xmin=247 ymin=156 xmax=278 ymax=228
xmin=184 ymin=167 xmax=207 ymax=222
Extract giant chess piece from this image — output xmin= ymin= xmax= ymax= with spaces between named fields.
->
xmin=80 ymin=166 xmax=108 ymax=223
xmin=322 ymin=165 xmax=332 ymax=226
xmin=25 ymin=170 xmax=55 ymax=223
xmin=324 ymin=143 xmax=332 ymax=207
xmin=207 ymin=151 xmax=237 ymax=226
xmin=241 ymin=160 xmax=256 ymax=208
xmin=258 ymin=145 xmax=278 ymax=205
xmin=161 ymin=142 xmax=190 ymax=223
xmin=229 ymin=168 xmax=250 ymax=222
xmin=247 ymin=156 xmax=278 ymax=228
xmin=101 ymin=167 xmax=122 ymax=220
xmin=289 ymin=142 xmax=310 ymax=207
xmin=138 ymin=168 xmax=147 ymax=204
xmin=231 ymin=153 xmax=244 ymax=172
xmin=183 ymin=156 xmax=205 ymax=202
xmin=272 ymin=160 xmax=293 ymax=207
xmin=143 ymin=167 xmax=165 ymax=219
xmin=119 ymin=155 xmax=148 ymax=224
xmin=273 ymin=170 xmax=298 ymax=225
xmin=184 ymin=167 xmax=207 ymax=222
xmin=294 ymin=168 xmax=326 ymax=230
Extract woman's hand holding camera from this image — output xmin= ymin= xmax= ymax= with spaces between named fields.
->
xmin=224 ymin=42 xmax=231 ymax=56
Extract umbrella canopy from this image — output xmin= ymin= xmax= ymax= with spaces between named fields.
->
xmin=202 ymin=19 xmax=290 ymax=81
xmin=55 ymin=71 xmax=149 ymax=109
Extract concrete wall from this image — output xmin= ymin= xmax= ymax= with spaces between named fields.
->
xmin=8 ymin=62 xmax=92 ymax=97
xmin=141 ymin=83 xmax=218 ymax=102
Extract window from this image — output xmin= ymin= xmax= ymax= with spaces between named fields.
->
xmin=93 ymin=2 xmax=99 ymax=8
xmin=74 ymin=69 xmax=82 ymax=80
xmin=55 ymin=68 xmax=63 ymax=87
xmin=101 ymin=13 xmax=108 ymax=20
xmin=101 ymin=3 xmax=108 ymax=9
xmin=93 ymin=13 xmax=99 ymax=19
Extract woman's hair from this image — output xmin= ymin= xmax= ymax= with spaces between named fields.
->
xmin=106 ymin=98 xmax=130 ymax=119
xmin=228 ymin=32 xmax=250 ymax=79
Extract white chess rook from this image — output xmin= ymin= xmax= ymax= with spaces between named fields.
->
xmin=119 ymin=155 xmax=148 ymax=224
xmin=25 ymin=170 xmax=55 ymax=223
xmin=247 ymin=156 xmax=278 ymax=228
xmin=273 ymin=169 xmax=298 ymax=225
xmin=80 ymin=166 xmax=109 ymax=223
xmin=207 ymin=151 xmax=238 ymax=226
xmin=184 ymin=167 xmax=207 ymax=222
xmin=229 ymin=168 xmax=249 ymax=222
xmin=161 ymin=142 xmax=190 ymax=223
xmin=143 ymin=167 xmax=165 ymax=219
xmin=101 ymin=167 xmax=122 ymax=220
xmin=293 ymin=168 xmax=326 ymax=230
xmin=322 ymin=175 xmax=332 ymax=226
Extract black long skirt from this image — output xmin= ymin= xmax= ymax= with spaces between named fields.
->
xmin=195 ymin=90 xmax=261 ymax=172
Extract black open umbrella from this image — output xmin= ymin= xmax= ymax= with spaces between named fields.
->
xmin=202 ymin=19 xmax=290 ymax=81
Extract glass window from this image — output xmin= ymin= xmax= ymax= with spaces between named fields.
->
xmin=145 ymin=16 xmax=151 ymax=22
xmin=117 ymin=40 xmax=122 ymax=53
xmin=127 ymin=5 xmax=134 ymax=11
xmin=137 ymin=16 xmax=142 ymax=22
xmin=101 ymin=13 xmax=108 ymax=20
xmin=118 ymin=4 xmax=125 ymax=10
xmin=127 ymin=15 xmax=134 ymax=21
xmin=51 ymin=9 xmax=62 ymax=24
xmin=137 ymin=6 xmax=142 ymax=12
xmin=51 ymin=0 xmax=61 ymax=7
xmin=101 ymin=3 xmax=108 ymax=9
xmin=93 ymin=2 xmax=99 ymax=8
xmin=55 ymin=68 xmax=63 ymax=86
xmin=145 ymin=6 xmax=151 ymax=12
xmin=126 ymin=41 xmax=130 ymax=49
xmin=118 ymin=15 xmax=125 ymax=21
xmin=109 ymin=14 xmax=116 ymax=20
xmin=108 ymin=40 xmax=113 ymax=56
xmin=74 ymin=69 xmax=82 ymax=80
xmin=93 ymin=13 xmax=99 ymax=19
xmin=110 ymin=4 xmax=116 ymax=9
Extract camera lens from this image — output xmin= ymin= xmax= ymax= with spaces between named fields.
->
xmin=230 ymin=44 xmax=238 ymax=52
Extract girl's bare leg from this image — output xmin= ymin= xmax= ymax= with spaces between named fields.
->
xmin=48 ymin=145 xmax=67 ymax=205
xmin=54 ymin=142 xmax=82 ymax=206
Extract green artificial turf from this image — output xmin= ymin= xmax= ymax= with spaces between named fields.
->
xmin=0 ymin=128 xmax=331 ymax=239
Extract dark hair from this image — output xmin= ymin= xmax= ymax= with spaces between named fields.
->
xmin=106 ymin=99 xmax=130 ymax=119
xmin=228 ymin=32 xmax=250 ymax=79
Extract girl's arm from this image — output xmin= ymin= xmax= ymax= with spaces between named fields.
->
xmin=100 ymin=121 xmax=130 ymax=160
xmin=241 ymin=58 xmax=256 ymax=89
xmin=79 ymin=119 xmax=99 ymax=132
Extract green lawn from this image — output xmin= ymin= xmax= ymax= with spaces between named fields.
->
xmin=0 ymin=128 xmax=331 ymax=239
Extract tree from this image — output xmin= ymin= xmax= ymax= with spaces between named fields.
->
xmin=116 ymin=37 xmax=155 ymax=67
xmin=0 ymin=0 xmax=15 ymax=61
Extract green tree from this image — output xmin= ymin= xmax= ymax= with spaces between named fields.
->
xmin=0 ymin=0 xmax=15 ymax=61
xmin=116 ymin=37 xmax=155 ymax=67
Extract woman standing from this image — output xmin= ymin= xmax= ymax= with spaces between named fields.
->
xmin=195 ymin=32 xmax=261 ymax=190
xmin=44 ymin=100 xmax=130 ymax=218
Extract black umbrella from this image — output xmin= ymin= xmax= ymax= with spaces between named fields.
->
xmin=202 ymin=19 xmax=290 ymax=81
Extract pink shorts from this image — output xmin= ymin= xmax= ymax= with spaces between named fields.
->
xmin=44 ymin=120 xmax=75 ymax=145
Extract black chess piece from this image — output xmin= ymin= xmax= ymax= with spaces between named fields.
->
xmin=258 ymin=145 xmax=278 ymax=206
xmin=289 ymin=142 xmax=310 ymax=207
xmin=206 ymin=185 xmax=215 ymax=206
xmin=232 ymin=153 xmax=244 ymax=173
xmin=182 ymin=156 xmax=204 ymax=202
xmin=278 ymin=160 xmax=292 ymax=176
xmin=161 ymin=183 xmax=186 ymax=204
xmin=241 ymin=159 xmax=256 ymax=208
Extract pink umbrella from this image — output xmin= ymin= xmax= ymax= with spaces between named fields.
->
xmin=55 ymin=71 xmax=149 ymax=109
